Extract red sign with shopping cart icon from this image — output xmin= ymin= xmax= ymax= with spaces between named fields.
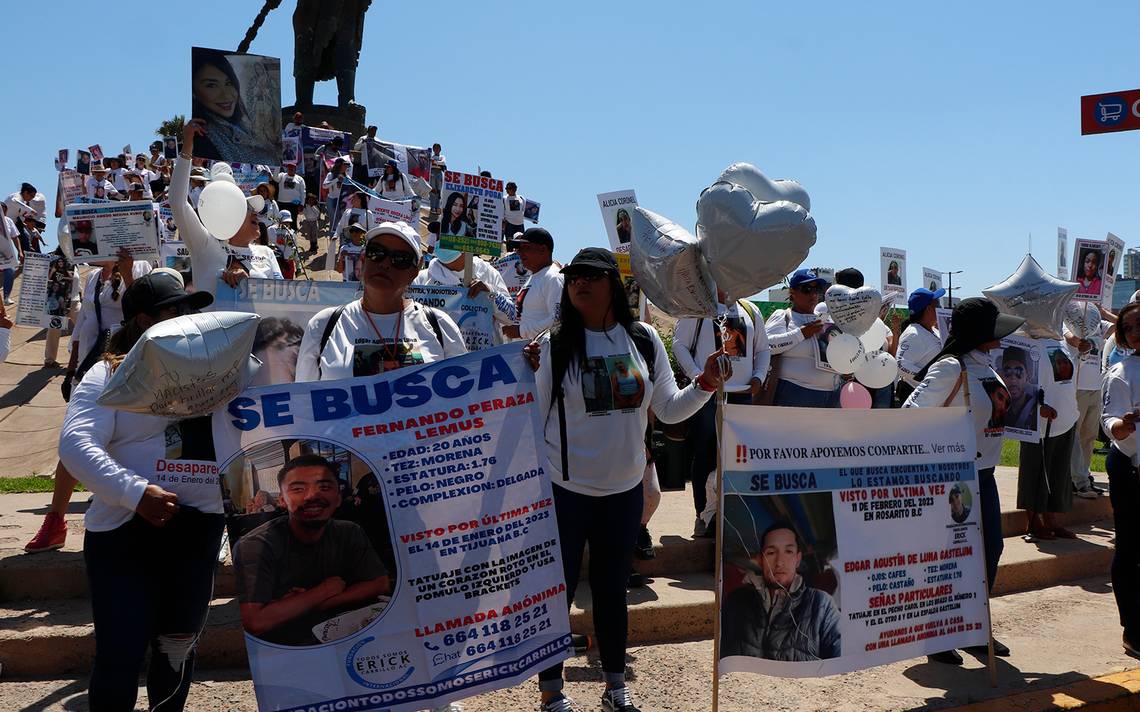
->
xmin=1081 ymin=89 xmax=1140 ymax=135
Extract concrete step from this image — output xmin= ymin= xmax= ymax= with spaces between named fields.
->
xmin=0 ymin=523 xmax=1115 ymax=678
xmin=0 ymin=479 xmax=1113 ymax=601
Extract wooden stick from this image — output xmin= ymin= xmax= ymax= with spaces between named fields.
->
xmin=711 ymin=316 xmax=729 ymax=712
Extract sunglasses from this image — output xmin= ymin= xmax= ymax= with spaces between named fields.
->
xmin=1002 ymin=365 xmax=1026 ymax=378
xmin=795 ymin=285 xmax=823 ymax=294
xmin=567 ymin=271 xmax=607 ymax=284
xmin=364 ymin=242 xmax=418 ymax=270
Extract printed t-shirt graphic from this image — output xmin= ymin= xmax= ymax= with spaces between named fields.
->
xmin=352 ymin=339 xmax=425 ymax=377
xmin=979 ymin=377 xmax=1012 ymax=432
xmin=1046 ymin=346 xmax=1075 ymax=382
xmin=581 ymin=352 xmax=646 ymax=414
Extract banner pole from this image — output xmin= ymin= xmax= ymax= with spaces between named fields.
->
xmin=710 ymin=318 xmax=728 ymax=712
xmin=960 ymin=373 xmax=998 ymax=687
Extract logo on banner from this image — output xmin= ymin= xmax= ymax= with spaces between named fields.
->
xmin=346 ymin=637 xmax=415 ymax=689
xmin=1096 ymin=97 xmax=1126 ymax=127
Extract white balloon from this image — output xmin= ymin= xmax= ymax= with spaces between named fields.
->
xmin=716 ymin=162 xmax=811 ymax=211
xmin=826 ymin=333 xmax=866 ymax=375
xmin=630 ymin=207 xmax=717 ymax=318
xmin=814 ymin=302 xmax=829 ymax=317
xmin=695 ymin=181 xmax=816 ymax=300
xmin=855 ymin=351 xmax=899 ymax=389
xmin=209 ymin=162 xmax=235 ymax=183
xmin=1063 ymin=300 xmax=1097 ymax=338
xmin=859 ymin=318 xmax=891 ymax=351
xmin=825 ymin=285 xmax=882 ymax=337
xmin=198 ymin=180 xmax=249 ymax=241
xmin=97 ymin=311 xmax=261 ymax=417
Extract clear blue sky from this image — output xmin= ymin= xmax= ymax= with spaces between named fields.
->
xmin=3 ymin=1 xmax=1139 ymax=299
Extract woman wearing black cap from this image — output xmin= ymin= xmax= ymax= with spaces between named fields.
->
xmin=58 ymin=272 xmax=219 ymax=710
xmin=1099 ymin=300 xmax=1140 ymax=659
xmin=531 ymin=247 xmax=728 ymax=712
xmin=904 ymin=297 xmax=1024 ymax=664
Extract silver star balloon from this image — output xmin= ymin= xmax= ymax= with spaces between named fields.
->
xmin=982 ymin=254 xmax=1079 ymax=339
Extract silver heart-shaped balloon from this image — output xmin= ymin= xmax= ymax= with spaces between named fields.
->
xmin=1063 ymin=300 xmax=1097 ymax=338
xmin=630 ymin=206 xmax=717 ymax=318
xmin=824 ymin=285 xmax=882 ymax=337
xmin=716 ymin=162 xmax=811 ymax=211
xmin=982 ymin=254 xmax=1078 ymax=340
xmin=695 ymin=181 xmax=816 ymax=300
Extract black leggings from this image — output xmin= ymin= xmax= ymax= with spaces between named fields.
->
xmin=84 ymin=507 xmax=224 ymax=711
xmin=1106 ymin=447 xmax=1140 ymax=641
xmin=538 ymin=483 xmax=643 ymax=691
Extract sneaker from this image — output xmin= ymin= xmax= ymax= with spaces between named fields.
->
xmin=1125 ymin=634 xmax=1140 ymax=660
xmin=627 ymin=571 xmax=648 ymax=589
xmin=634 ymin=526 xmax=654 ymax=560
xmin=537 ymin=694 xmax=578 ymax=711
xmin=692 ymin=516 xmax=706 ymax=538
xmin=24 ymin=512 xmax=67 ymax=553
xmin=928 ymin=649 xmax=964 ymax=665
xmin=600 ymin=686 xmax=641 ymax=712
xmin=1089 ymin=480 xmax=1107 ymax=494
xmin=4 ymin=298 xmax=14 ymax=306
xmin=1074 ymin=485 xmax=1099 ymax=499
xmin=964 ymin=638 xmax=1010 ymax=657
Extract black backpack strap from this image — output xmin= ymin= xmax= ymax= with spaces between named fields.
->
xmin=689 ymin=319 xmax=704 ymax=359
xmin=629 ymin=322 xmax=658 ymax=384
xmin=422 ymin=305 xmax=445 ymax=349
xmin=93 ymin=277 xmax=104 ymax=332
xmin=557 ymin=388 xmax=569 ymax=482
xmin=548 ymin=331 xmax=571 ymax=481
xmin=316 ymin=304 xmax=348 ymax=379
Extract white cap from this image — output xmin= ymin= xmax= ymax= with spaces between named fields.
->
xmin=278 ymin=210 xmax=292 ymax=222
xmin=246 ymin=194 xmax=265 ymax=213
xmin=1130 ymin=290 xmax=1140 ymax=304
xmin=365 ymin=221 xmax=422 ymax=258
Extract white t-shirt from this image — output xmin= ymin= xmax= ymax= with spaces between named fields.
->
xmin=536 ymin=323 xmax=711 ymax=496
xmin=673 ymin=301 xmax=771 ymax=393
xmin=897 ymin=323 xmax=943 ymax=387
xmin=904 ymin=350 xmax=1009 ymax=469
xmin=335 ymin=207 xmax=378 ymax=240
xmin=107 ymin=168 xmax=128 ymax=193
xmin=1102 ymin=354 xmax=1140 ymax=464
xmin=171 ymin=158 xmax=283 ymax=297
xmin=1064 ymin=319 xmax=1110 ymax=391
xmin=502 ymin=193 xmax=526 ymax=225
xmin=764 ymin=308 xmax=839 ymax=391
xmin=430 ymin=153 xmax=447 ymax=173
xmin=413 ymin=257 xmax=518 ymax=328
xmin=84 ymin=177 xmax=119 ymax=201
xmin=296 ymin=300 xmax=466 ymax=382
xmin=69 ymin=262 xmax=154 ymax=358
xmin=59 ymin=360 xmax=223 ymax=532
xmin=1034 ymin=336 xmax=1079 ymax=436
xmin=517 ymin=264 xmax=563 ymax=339
xmin=276 ymin=171 xmax=307 ymax=205
xmin=376 ymin=175 xmax=412 ymax=201
xmin=0 ymin=217 xmax=19 ymax=269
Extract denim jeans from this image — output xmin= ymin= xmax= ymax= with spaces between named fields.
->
xmin=977 ymin=467 xmax=1003 ymax=593
xmin=538 ymin=483 xmax=643 ymax=691
xmin=773 ymin=379 xmax=837 ymax=408
xmin=84 ymin=507 xmax=224 ymax=711
xmin=689 ymin=391 xmax=753 ymax=515
xmin=2 ymin=267 xmax=14 ymax=300
xmin=1106 ymin=447 xmax=1140 ymax=641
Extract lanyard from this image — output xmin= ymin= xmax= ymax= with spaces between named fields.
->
xmin=362 ymin=299 xmax=403 ymax=346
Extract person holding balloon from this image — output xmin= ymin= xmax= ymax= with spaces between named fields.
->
xmin=904 ymin=297 xmax=1024 ymax=664
xmin=764 ymin=269 xmax=837 ymax=407
xmin=171 ymin=119 xmax=282 ymax=298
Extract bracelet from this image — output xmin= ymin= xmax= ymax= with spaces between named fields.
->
xmin=179 ymin=151 xmax=193 ymax=160
xmin=695 ymin=374 xmax=717 ymax=392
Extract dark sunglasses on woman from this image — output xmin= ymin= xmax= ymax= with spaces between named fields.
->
xmin=364 ymin=242 xmax=418 ymax=270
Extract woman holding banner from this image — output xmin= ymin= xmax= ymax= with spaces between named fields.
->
xmin=1100 ymin=300 xmax=1140 ymax=660
xmin=171 ymin=120 xmax=282 ymax=297
xmin=531 ymin=248 xmax=728 ymax=712
xmin=904 ymin=297 xmax=1024 ymax=664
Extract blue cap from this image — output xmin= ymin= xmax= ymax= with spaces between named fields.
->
xmin=908 ymin=287 xmax=946 ymax=314
xmin=789 ymin=269 xmax=828 ymax=290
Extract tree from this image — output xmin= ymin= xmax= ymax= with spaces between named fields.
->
xmin=155 ymin=115 xmax=186 ymax=140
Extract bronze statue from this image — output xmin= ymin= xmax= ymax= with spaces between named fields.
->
xmin=238 ymin=0 xmax=372 ymax=110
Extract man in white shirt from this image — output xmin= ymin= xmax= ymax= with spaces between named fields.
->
xmin=276 ymin=163 xmax=306 ymax=229
xmin=1064 ymin=309 xmax=1110 ymax=498
xmin=85 ymin=165 xmax=121 ymax=201
xmin=283 ymin=111 xmax=304 ymax=137
xmin=503 ymin=228 xmax=562 ymax=340
xmin=673 ymin=291 xmax=771 ymax=536
xmin=429 ymin=143 xmax=446 ymax=214
xmin=105 ymin=155 xmax=129 ymax=195
xmin=353 ymin=125 xmax=378 ymax=153
xmin=502 ymin=182 xmax=526 ymax=240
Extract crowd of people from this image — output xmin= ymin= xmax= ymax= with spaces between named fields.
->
xmin=3 ymin=111 xmax=1135 ymax=712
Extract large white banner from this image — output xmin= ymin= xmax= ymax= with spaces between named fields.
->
xmin=406 ymin=284 xmax=496 ymax=352
xmin=64 ymin=200 xmax=161 ymax=262
xmin=216 ymin=345 xmax=572 ymax=710
xmin=718 ymin=405 xmax=990 ymax=677
xmin=15 ymin=253 xmax=74 ymax=329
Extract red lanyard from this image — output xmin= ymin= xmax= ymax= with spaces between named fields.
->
xmin=362 ymin=299 xmax=403 ymax=346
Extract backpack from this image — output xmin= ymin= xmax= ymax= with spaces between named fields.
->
xmin=316 ymin=303 xmax=445 ymax=379
xmin=549 ymin=322 xmax=657 ymax=481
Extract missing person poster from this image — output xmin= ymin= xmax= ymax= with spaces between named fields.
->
xmin=494 ymin=253 xmax=530 ymax=298
xmin=406 ymin=285 xmax=495 ymax=352
xmin=214 ymin=278 xmax=363 ymax=387
xmin=301 ymin=126 xmax=354 ymax=179
xmin=161 ymin=240 xmax=192 ymax=281
xmin=361 ymin=140 xmax=431 ymax=181
xmin=523 ymin=199 xmax=541 ymax=224
xmin=922 ymin=268 xmax=943 ymax=297
xmin=231 ymin=163 xmax=273 ymax=196
xmin=993 ymin=334 xmax=1039 ymax=442
xmin=1057 ymin=227 xmax=1069 ymax=280
xmin=1071 ymin=238 xmax=1107 ymax=302
xmin=15 ymin=252 xmax=74 ymax=329
xmin=597 ymin=190 xmax=638 ymax=254
xmin=718 ymin=405 xmax=990 ymax=677
xmin=190 ymin=47 xmax=282 ymax=166
xmin=438 ymin=171 xmax=504 ymax=257
xmin=935 ymin=308 xmax=953 ymax=346
xmin=368 ymin=195 xmax=416 ymax=225
xmin=214 ymin=345 xmax=572 ymax=711
xmin=1104 ymin=233 xmax=1125 ymax=308
xmin=880 ymin=247 xmax=907 ymax=304
xmin=58 ymin=170 xmax=85 ymax=207
xmin=64 ymin=200 xmax=160 ymax=262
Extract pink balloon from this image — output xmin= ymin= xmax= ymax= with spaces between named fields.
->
xmin=839 ymin=381 xmax=872 ymax=409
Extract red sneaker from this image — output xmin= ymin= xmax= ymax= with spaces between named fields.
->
xmin=24 ymin=512 xmax=67 ymax=553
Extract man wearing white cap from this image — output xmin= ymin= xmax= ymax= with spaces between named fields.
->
xmin=170 ymin=120 xmax=284 ymax=297
xmin=84 ymin=165 xmax=121 ymax=201
xmin=412 ymin=245 xmax=517 ymax=345
xmin=296 ymin=222 xmax=466 ymax=382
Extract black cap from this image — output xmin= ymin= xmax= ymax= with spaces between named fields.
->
xmin=516 ymin=227 xmax=553 ymax=249
xmin=121 ymin=272 xmax=213 ymax=322
xmin=20 ymin=182 xmax=36 ymax=195
xmin=919 ymin=298 xmax=1024 ymax=378
xmin=835 ymin=267 xmax=864 ymax=288
xmin=562 ymin=247 xmax=619 ymax=277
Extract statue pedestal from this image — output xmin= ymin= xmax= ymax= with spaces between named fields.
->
xmin=283 ymin=104 xmax=366 ymax=141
